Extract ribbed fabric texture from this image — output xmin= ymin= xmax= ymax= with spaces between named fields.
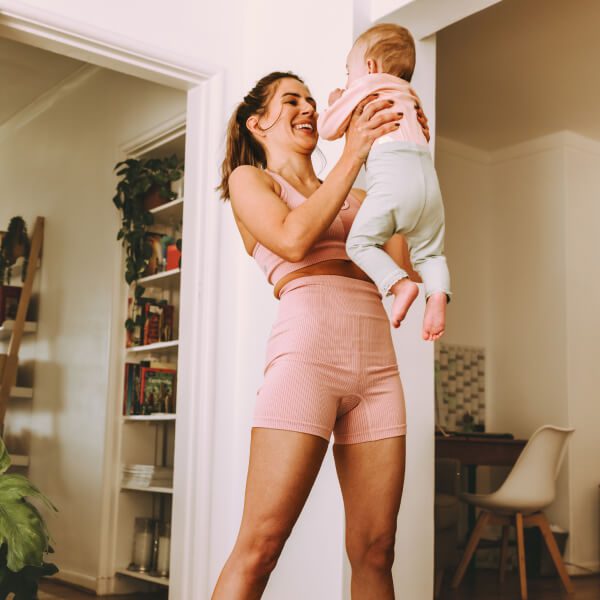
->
xmin=252 ymin=170 xmax=360 ymax=286
xmin=253 ymin=275 xmax=407 ymax=444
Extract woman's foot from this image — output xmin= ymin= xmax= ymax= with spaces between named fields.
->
xmin=390 ymin=278 xmax=419 ymax=328
xmin=423 ymin=292 xmax=447 ymax=341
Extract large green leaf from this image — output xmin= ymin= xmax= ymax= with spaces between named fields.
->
xmin=0 ymin=439 xmax=57 ymax=572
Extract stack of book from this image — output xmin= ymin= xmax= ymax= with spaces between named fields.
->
xmin=122 ymin=464 xmax=174 ymax=488
xmin=127 ymin=297 xmax=175 ymax=347
xmin=123 ymin=360 xmax=177 ymax=416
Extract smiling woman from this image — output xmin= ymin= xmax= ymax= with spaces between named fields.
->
xmin=211 ymin=71 xmax=423 ymax=599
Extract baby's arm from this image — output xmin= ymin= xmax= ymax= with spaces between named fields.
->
xmin=318 ymin=81 xmax=378 ymax=141
xmin=328 ymin=88 xmax=344 ymax=106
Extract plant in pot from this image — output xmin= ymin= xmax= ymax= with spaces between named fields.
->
xmin=0 ymin=217 xmax=30 ymax=285
xmin=0 ymin=435 xmax=58 ymax=599
xmin=112 ymin=154 xmax=184 ymax=335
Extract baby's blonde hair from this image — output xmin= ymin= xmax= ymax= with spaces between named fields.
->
xmin=355 ymin=23 xmax=416 ymax=82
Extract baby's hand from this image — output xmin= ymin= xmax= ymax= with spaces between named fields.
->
xmin=328 ymin=88 xmax=344 ymax=106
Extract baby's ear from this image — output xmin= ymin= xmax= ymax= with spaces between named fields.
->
xmin=367 ymin=58 xmax=379 ymax=74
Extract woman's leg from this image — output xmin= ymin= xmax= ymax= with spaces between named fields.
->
xmin=333 ymin=435 xmax=406 ymax=600
xmin=211 ymin=427 xmax=329 ymax=600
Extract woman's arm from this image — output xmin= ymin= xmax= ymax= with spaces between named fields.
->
xmin=230 ymin=97 xmax=400 ymax=262
xmin=382 ymin=234 xmax=422 ymax=282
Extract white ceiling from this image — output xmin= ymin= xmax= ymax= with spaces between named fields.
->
xmin=436 ymin=0 xmax=600 ymax=151
xmin=0 ymin=37 xmax=85 ymax=126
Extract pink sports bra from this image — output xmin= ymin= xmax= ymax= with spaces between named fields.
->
xmin=252 ymin=169 xmax=361 ymax=287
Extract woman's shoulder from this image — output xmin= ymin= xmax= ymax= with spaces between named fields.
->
xmin=229 ymin=165 xmax=281 ymax=200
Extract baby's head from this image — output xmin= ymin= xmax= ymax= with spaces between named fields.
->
xmin=346 ymin=23 xmax=415 ymax=86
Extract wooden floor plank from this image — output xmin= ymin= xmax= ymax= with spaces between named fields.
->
xmin=38 ymin=578 xmax=167 ymax=599
xmin=441 ymin=569 xmax=600 ymax=600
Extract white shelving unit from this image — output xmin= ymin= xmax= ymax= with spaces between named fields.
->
xmin=111 ymin=128 xmax=184 ymax=596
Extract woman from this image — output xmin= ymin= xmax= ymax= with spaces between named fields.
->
xmin=213 ymin=71 xmax=429 ymax=600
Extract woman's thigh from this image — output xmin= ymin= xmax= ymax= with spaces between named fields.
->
xmin=333 ymin=436 xmax=406 ymax=551
xmin=235 ymin=427 xmax=329 ymax=548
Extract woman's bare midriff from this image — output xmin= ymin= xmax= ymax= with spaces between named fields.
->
xmin=273 ymin=259 xmax=373 ymax=298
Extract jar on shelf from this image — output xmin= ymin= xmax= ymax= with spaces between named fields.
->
xmin=128 ymin=517 xmax=156 ymax=572
xmin=155 ymin=521 xmax=171 ymax=577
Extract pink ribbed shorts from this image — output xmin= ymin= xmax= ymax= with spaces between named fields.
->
xmin=253 ymin=275 xmax=407 ymax=444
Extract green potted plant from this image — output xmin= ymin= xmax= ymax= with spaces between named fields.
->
xmin=0 ymin=436 xmax=58 ymax=598
xmin=0 ymin=217 xmax=30 ymax=285
xmin=112 ymin=154 xmax=184 ymax=289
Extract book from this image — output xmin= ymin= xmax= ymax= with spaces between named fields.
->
xmin=139 ymin=367 xmax=177 ymax=414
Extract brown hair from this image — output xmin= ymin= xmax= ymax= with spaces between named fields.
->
xmin=217 ymin=71 xmax=305 ymax=201
xmin=356 ymin=23 xmax=416 ymax=82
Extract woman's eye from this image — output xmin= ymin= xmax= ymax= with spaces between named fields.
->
xmin=286 ymin=100 xmax=298 ymax=106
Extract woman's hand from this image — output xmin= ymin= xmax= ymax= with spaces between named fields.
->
xmin=415 ymin=101 xmax=430 ymax=142
xmin=344 ymin=94 xmax=401 ymax=163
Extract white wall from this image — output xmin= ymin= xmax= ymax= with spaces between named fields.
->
xmin=437 ymin=131 xmax=600 ymax=572
xmin=0 ymin=67 xmax=185 ymax=584
xmin=564 ymin=139 xmax=600 ymax=572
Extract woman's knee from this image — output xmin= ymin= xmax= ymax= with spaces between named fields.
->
xmin=236 ymin=524 xmax=291 ymax=579
xmin=347 ymin=529 xmax=397 ymax=572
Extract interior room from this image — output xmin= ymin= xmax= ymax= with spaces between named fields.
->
xmin=0 ymin=35 xmax=186 ymax=598
xmin=2 ymin=1 xmax=599 ymax=599
xmin=433 ymin=0 xmax=600 ymax=597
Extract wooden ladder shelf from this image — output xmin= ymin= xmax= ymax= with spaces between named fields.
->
xmin=0 ymin=216 xmax=44 ymax=430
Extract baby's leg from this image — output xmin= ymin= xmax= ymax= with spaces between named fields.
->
xmin=404 ymin=154 xmax=451 ymax=341
xmin=347 ymin=145 xmax=426 ymax=328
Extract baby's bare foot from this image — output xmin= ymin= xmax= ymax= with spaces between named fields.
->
xmin=423 ymin=292 xmax=447 ymax=341
xmin=390 ymin=279 xmax=419 ymax=328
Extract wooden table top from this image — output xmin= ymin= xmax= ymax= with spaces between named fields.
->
xmin=435 ymin=433 xmax=528 ymax=466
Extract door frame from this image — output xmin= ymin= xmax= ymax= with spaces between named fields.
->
xmin=0 ymin=4 xmax=221 ymax=598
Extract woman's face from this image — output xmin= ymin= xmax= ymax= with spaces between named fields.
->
xmin=252 ymin=77 xmax=318 ymax=156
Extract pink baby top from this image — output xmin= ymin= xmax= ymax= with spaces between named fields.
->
xmin=317 ymin=73 xmax=428 ymax=146
xmin=252 ymin=170 xmax=361 ymax=290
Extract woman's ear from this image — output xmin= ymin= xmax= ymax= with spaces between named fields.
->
xmin=246 ymin=115 xmax=265 ymax=138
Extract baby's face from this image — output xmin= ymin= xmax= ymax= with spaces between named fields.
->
xmin=345 ymin=41 xmax=370 ymax=87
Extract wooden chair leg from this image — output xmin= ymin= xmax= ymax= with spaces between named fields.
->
xmin=451 ymin=510 xmax=491 ymax=588
xmin=498 ymin=524 xmax=510 ymax=583
xmin=515 ymin=512 xmax=528 ymax=600
xmin=536 ymin=512 xmax=574 ymax=594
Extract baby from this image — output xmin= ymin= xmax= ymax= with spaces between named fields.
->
xmin=317 ymin=23 xmax=451 ymax=341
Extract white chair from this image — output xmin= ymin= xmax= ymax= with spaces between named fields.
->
xmin=450 ymin=425 xmax=575 ymax=600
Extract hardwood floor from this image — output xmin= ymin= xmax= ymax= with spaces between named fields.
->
xmin=439 ymin=568 xmax=600 ymax=600
xmin=38 ymin=570 xmax=600 ymax=599
xmin=38 ymin=578 xmax=167 ymax=599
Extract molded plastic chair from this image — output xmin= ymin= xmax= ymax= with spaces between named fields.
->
xmin=450 ymin=425 xmax=575 ymax=600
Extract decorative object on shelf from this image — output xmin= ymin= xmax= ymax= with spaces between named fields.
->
xmin=0 ymin=216 xmax=30 ymax=285
xmin=128 ymin=517 xmax=156 ymax=572
xmin=154 ymin=522 xmax=171 ymax=578
xmin=0 ymin=285 xmax=21 ymax=325
xmin=0 ymin=435 xmax=58 ymax=596
xmin=112 ymin=154 xmax=184 ymax=288
xmin=170 ymin=176 xmax=184 ymax=199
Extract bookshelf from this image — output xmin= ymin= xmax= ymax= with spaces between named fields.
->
xmin=111 ymin=128 xmax=184 ymax=595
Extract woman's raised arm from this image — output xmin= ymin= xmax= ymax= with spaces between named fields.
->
xmin=230 ymin=96 xmax=401 ymax=261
